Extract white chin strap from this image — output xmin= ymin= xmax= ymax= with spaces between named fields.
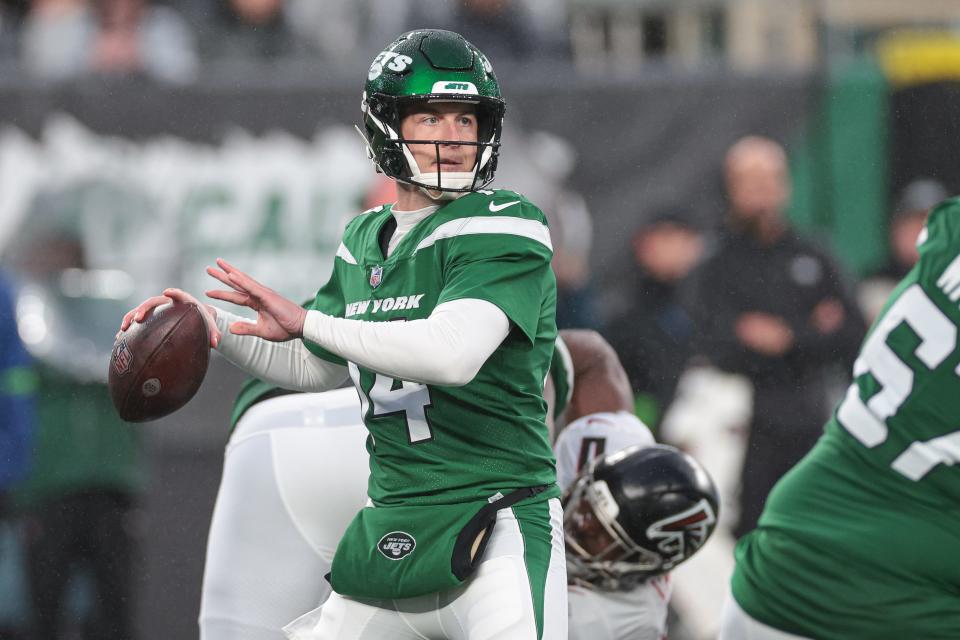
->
xmin=410 ymin=170 xmax=477 ymax=200
xmin=401 ymin=137 xmax=495 ymax=201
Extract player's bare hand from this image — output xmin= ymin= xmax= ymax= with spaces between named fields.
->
xmin=163 ymin=288 xmax=222 ymax=348
xmin=205 ymin=258 xmax=307 ymax=342
xmin=120 ymin=289 xmax=221 ymax=348
xmin=120 ymin=295 xmax=171 ymax=332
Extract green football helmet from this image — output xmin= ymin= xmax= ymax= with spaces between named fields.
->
xmin=359 ymin=29 xmax=505 ymax=195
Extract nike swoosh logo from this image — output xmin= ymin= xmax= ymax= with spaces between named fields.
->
xmin=489 ymin=201 xmax=520 ymax=213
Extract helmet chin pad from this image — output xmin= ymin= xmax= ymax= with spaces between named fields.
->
xmin=399 ymin=137 xmax=495 ymax=197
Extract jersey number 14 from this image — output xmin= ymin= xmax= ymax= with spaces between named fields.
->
xmin=349 ymin=363 xmax=433 ymax=444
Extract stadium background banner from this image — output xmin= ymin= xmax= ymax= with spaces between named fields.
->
xmin=0 ymin=67 xmax=919 ymax=638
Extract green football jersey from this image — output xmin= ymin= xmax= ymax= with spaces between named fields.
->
xmin=732 ymin=198 xmax=960 ymax=639
xmin=304 ymin=189 xmax=559 ymax=507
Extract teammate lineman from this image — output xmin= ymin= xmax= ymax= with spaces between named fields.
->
xmin=719 ymin=197 xmax=960 ymax=638
xmin=123 ymin=29 xmax=565 ymax=639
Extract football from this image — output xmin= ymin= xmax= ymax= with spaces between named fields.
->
xmin=109 ymin=301 xmax=210 ymax=422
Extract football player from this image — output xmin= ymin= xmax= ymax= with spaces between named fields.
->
xmin=199 ymin=334 xmax=575 ymax=640
xmin=124 ymin=29 xmax=565 ymax=639
xmin=553 ymin=330 xmax=720 ymax=640
xmin=719 ymin=197 xmax=960 ymax=638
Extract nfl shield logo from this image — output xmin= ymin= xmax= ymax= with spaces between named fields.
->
xmin=112 ymin=338 xmax=133 ymax=376
xmin=369 ymin=265 xmax=384 ymax=288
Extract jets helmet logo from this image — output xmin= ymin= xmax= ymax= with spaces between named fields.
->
xmin=646 ymin=499 xmax=716 ymax=567
xmin=377 ymin=531 xmax=416 ymax=560
xmin=368 ymin=51 xmax=413 ymax=81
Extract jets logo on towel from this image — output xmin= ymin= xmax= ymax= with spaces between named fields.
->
xmin=377 ymin=531 xmax=416 ymax=560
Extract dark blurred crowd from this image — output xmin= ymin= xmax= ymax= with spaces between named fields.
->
xmin=0 ymin=0 xmax=570 ymax=83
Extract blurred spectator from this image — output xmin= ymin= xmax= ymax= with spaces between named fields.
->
xmin=90 ymin=0 xmax=197 ymax=81
xmin=201 ymin=0 xmax=308 ymax=61
xmin=10 ymin=233 xmax=147 ymax=640
xmin=528 ymin=130 xmax=598 ymax=328
xmin=0 ymin=1 xmax=23 ymax=61
xmin=0 ymin=268 xmax=35 ymax=536
xmin=19 ymin=0 xmax=91 ymax=80
xmin=21 ymin=0 xmax=197 ymax=83
xmin=416 ymin=0 xmax=541 ymax=61
xmin=285 ymin=0 xmax=362 ymax=60
xmin=549 ymin=188 xmax=597 ymax=329
xmin=493 ymin=125 xmax=599 ymax=328
xmin=683 ymin=135 xmax=865 ymax=538
xmin=857 ymin=177 xmax=947 ymax=323
xmin=0 ymin=268 xmax=36 ymax=640
xmin=604 ymin=213 xmax=703 ymax=427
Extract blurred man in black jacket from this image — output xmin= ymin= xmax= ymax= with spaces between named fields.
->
xmin=605 ymin=214 xmax=703 ymax=427
xmin=684 ymin=136 xmax=865 ymax=537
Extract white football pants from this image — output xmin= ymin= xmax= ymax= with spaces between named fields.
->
xmin=718 ymin=594 xmax=812 ymax=640
xmin=199 ymin=389 xmax=370 ymax=640
xmin=283 ymin=499 xmax=568 ymax=640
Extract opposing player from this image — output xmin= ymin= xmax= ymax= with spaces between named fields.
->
xmin=720 ymin=197 xmax=960 ymax=639
xmin=553 ymin=329 xmax=720 ymax=640
xmin=124 ymin=29 xmax=564 ymax=639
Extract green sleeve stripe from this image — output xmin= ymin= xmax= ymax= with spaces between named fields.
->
xmin=551 ymin=336 xmax=574 ymax=419
xmin=335 ymin=242 xmax=358 ymax=265
xmin=0 ymin=366 xmax=37 ymax=396
xmin=414 ymin=216 xmax=553 ymax=253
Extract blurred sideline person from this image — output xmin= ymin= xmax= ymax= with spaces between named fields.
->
xmin=553 ymin=330 xmax=720 ymax=640
xmin=125 ymin=29 xmax=565 ymax=640
xmin=21 ymin=0 xmax=197 ymax=83
xmin=0 ymin=268 xmax=36 ymax=639
xmin=683 ymin=135 xmax=864 ymax=538
xmin=719 ymin=197 xmax=960 ymax=638
xmin=604 ymin=213 xmax=704 ymax=426
xmin=0 ymin=268 xmax=35 ymax=522
xmin=11 ymin=233 xmax=146 ymax=640
xmin=201 ymin=0 xmax=310 ymax=61
xmin=857 ymin=177 xmax=946 ymax=324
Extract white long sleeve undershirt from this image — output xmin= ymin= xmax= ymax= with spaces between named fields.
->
xmin=214 ymin=298 xmax=510 ymax=390
xmin=213 ymin=309 xmax=349 ymax=392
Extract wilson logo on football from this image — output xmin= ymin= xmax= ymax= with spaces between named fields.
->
xmin=646 ymin=499 xmax=717 ymax=567
xmin=112 ymin=339 xmax=133 ymax=376
xmin=377 ymin=531 xmax=416 ymax=560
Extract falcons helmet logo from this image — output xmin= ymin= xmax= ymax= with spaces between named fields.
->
xmin=645 ymin=499 xmax=717 ymax=568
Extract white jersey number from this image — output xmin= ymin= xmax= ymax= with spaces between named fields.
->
xmin=349 ymin=363 xmax=433 ymax=444
xmin=837 ymin=284 xmax=960 ymax=480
